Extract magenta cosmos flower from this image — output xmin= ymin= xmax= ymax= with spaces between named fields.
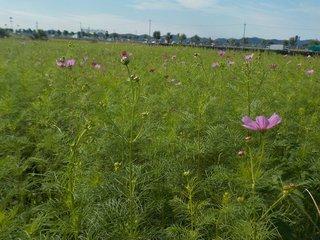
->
xmin=65 ymin=59 xmax=76 ymax=68
xmin=120 ymin=51 xmax=130 ymax=65
xmin=242 ymin=113 xmax=281 ymax=132
xmin=56 ymin=58 xmax=75 ymax=68
xmin=218 ymin=50 xmax=226 ymax=57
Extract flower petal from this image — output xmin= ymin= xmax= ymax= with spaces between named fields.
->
xmin=242 ymin=116 xmax=259 ymax=131
xmin=256 ymin=116 xmax=269 ymax=130
xmin=267 ymin=113 xmax=281 ymax=129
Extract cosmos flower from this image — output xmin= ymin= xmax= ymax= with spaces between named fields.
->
xmin=242 ymin=113 xmax=281 ymax=132
xmin=65 ymin=59 xmax=76 ymax=68
xmin=56 ymin=58 xmax=66 ymax=67
xmin=245 ymin=53 xmax=254 ymax=62
xmin=121 ymin=51 xmax=130 ymax=65
xmin=218 ymin=50 xmax=226 ymax=57
xmin=238 ymin=150 xmax=245 ymax=157
xmin=56 ymin=57 xmax=75 ymax=68
xmin=306 ymin=69 xmax=315 ymax=76
xmin=92 ymin=61 xmax=101 ymax=69
xmin=211 ymin=62 xmax=220 ymax=69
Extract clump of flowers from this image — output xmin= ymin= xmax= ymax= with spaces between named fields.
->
xmin=242 ymin=113 xmax=281 ymax=132
xmin=121 ymin=51 xmax=130 ymax=65
xmin=56 ymin=57 xmax=76 ymax=68
xmin=129 ymin=74 xmax=140 ymax=83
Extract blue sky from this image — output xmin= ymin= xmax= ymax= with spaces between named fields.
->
xmin=0 ymin=0 xmax=319 ymax=39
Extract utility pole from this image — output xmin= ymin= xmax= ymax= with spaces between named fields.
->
xmin=9 ymin=17 xmax=13 ymax=29
xmin=148 ymin=19 xmax=151 ymax=37
xmin=36 ymin=21 xmax=38 ymax=31
xmin=242 ymin=22 xmax=246 ymax=46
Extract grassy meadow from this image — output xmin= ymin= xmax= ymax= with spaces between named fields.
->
xmin=0 ymin=38 xmax=320 ymax=239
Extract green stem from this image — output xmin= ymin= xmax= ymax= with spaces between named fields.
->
xmin=260 ymin=194 xmax=287 ymax=220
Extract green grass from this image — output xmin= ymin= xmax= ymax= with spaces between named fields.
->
xmin=0 ymin=38 xmax=319 ymax=239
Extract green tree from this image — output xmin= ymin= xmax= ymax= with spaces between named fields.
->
xmin=153 ymin=31 xmax=161 ymax=42
xmin=191 ymin=35 xmax=201 ymax=44
xmin=33 ymin=29 xmax=48 ymax=40
xmin=104 ymin=31 xmax=109 ymax=39
xmin=178 ymin=33 xmax=187 ymax=44
xmin=0 ymin=28 xmax=9 ymax=38
xmin=165 ymin=32 xmax=173 ymax=44
xmin=228 ymin=38 xmax=237 ymax=46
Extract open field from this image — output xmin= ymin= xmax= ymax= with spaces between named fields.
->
xmin=0 ymin=39 xmax=320 ymax=239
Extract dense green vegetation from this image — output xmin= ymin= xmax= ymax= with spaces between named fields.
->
xmin=0 ymin=39 xmax=319 ymax=239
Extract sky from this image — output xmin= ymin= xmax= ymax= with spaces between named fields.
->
xmin=0 ymin=0 xmax=319 ymax=40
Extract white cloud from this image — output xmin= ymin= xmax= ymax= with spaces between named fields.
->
xmin=132 ymin=0 xmax=177 ymax=10
xmin=176 ymin=0 xmax=215 ymax=9
xmin=132 ymin=0 xmax=217 ymax=11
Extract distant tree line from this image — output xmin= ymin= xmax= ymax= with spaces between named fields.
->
xmin=1 ymin=27 xmax=319 ymax=50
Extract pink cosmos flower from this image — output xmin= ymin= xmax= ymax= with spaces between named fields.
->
xmin=65 ymin=59 xmax=76 ymax=68
xmin=245 ymin=53 xmax=254 ymax=62
xmin=211 ymin=62 xmax=220 ymax=69
xmin=306 ymin=69 xmax=315 ymax=76
xmin=218 ymin=50 xmax=226 ymax=57
xmin=56 ymin=58 xmax=66 ymax=67
xmin=56 ymin=58 xmax=75 ymax=68
xmin=242 ymin=113 xmax=281 ymax=132
xmin=92 ymin=61 xmax=101 ymax=69
xmin=121 ymin=51 xmax=130 ymax=65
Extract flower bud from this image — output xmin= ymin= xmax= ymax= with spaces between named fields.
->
xmin=114 ymin=162 xmax=122 ymax=172
xmin=238 ymin=150 xmax=245 ymax=157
